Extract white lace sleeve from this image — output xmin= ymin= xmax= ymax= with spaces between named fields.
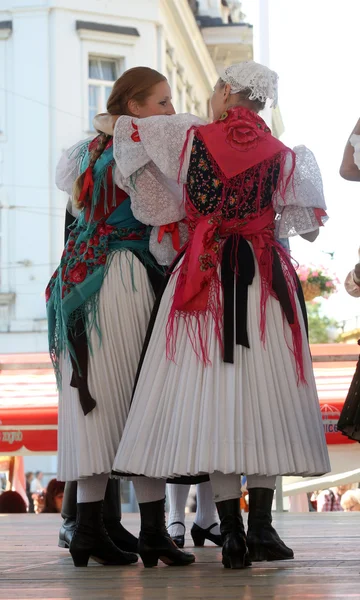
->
xmin=55 ymin=139 xmax=91 ymax=195
xmin=113 ymin=113 xmax=204 ymax=183
xmin=112 ymin=140 xmax=189 ymax=265
xmin=273 ymin=145 xmax=328 ymax=238
xmin=350 ymin=134 xmax=360 ymax=170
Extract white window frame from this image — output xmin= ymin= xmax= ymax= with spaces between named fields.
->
xmin=78 ymin=30 xmax=137 ymax=135
xmin=88 ymin=57 xmax=122 ymax=132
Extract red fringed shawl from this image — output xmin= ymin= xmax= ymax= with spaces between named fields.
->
xmin=166 ymin=106 xmax=313 ymax=383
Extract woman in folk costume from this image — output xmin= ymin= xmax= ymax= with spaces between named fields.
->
xmin=47 ymin=66 xmax=195 ymax=568
xmin=337 ymin=120 xmax=360 ymax=439
xmin=59 ymin=201 xmax=140 ymax=559
xmin=96 ymin=60 xmax=330 ymax=570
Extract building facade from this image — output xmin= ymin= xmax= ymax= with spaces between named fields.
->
xmin=0 ymin=0 xmax=223 ymax=352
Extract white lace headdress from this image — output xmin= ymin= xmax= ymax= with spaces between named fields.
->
xmin=221 ymin=61 xmax=279 ymax=108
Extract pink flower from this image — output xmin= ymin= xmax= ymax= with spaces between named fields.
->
xmin=311 ymin=271 xmax=319 ymax=277
xmin=325 ymin=281 xmax=333 ymax=287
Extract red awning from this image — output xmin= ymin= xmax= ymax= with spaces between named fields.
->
xmin=0 ymin=354 xmax=57 ymax=455
xmin=0 ymin=346 xmax=358 ymax=455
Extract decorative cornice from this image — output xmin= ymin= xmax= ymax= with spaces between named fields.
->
xmin=76 ymin=21 xmax=140 ymax=38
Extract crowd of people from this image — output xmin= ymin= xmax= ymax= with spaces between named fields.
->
xmin=0 ymin=475 xmax=64 ymax=515
xmin=4 ymin=58 xmax=360 ymax=571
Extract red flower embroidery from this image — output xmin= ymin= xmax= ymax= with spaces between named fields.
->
xmin=45 ymin=285 xmax=51 ymax=302
xmin=61 ymin=265 xmax=67 ymax=281
xmin=97 ymin=222 xmax=115 ymax=237
xmin=79 ymin=242 xmax=87 ymax=254
xmin=97 ymin=255 xmax=107 ymax=265
xmin=131 ymin=121 xmax=141 ymax=143
xmin=224 ymin=112 xmax=266 ymax=152
xmin=68 ymin=262 xmax=87 ymax=283
xmin=199 ymin=253 xmax=215 ymax=272
xmin=92 ymin=235 xmax=100 ymax=246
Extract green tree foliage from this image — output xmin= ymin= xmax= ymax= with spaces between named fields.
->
xmin=307 ymin=302 xmax=340 ymax=344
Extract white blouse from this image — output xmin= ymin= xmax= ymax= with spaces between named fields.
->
xmin=113 ymin=114 xmax=327 ymax=263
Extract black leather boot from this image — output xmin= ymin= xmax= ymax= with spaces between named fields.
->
xmin=247 ymin=488 xmax=294 ymax=561
xmin=69 ymin=501 xmax=138 ymax=567
xmin=138 ymin=499 xmax=195 ymax=568
xmin=58 ymin=482 xmax=77 ymax=548
xmin=103 ymin=479 xmax=138 ymax=553
xmin=216 ymin=498 xmax=251 ymax=569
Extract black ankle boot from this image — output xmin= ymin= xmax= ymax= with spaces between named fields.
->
xmin=138 ymin=499 xmax=195 ymax=568
xmin=216 ymin=499 xmax=251 ymax=569
xmin=69 ymin=501 xmax=139 ymax=567
xmin=103 ymin=479 xmax=138 ymax=553
xmin=58 ymin=482 xmax=77 ymax=548
xmin=247 ymin=488 xmax=294 ymax=562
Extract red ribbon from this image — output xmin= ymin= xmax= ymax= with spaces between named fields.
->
xmin=314 ymin=208 xmax=327 ymax=226
xmin=157 ymin=222 xmax=181 ymax=252
xmin=78 ymin=166 xmax=94 ymax=207
xmin=180 ymin=207 xmax=275 ymax=312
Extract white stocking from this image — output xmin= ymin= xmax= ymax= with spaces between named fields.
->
xmin=195 ymin=481 xmax=220 ymax=534
xmin=132 ymin=478 xmax=166 ymax=504
xmin=77 ymin=473 xmax=109 ymax=503
xmin=167 ymin=484 xmax=189 ymax=537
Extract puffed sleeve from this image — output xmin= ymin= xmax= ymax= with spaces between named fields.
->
xmin=112 ymin=113 xmax=204 ymax=265
xmin=273 ymin=145 xmax=328 ymax=238
xmin=350 ymin=134 xmax=360 ymax=170
xmin=55 ymin=139 xmax=91 ymax=195
xmin=113 ymin=113 xmax=204 ymax=183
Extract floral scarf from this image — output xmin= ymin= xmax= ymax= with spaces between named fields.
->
xmin=46 ymin=138 xmax=156 ymax=384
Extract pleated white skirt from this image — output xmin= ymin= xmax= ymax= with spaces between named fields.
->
xmin=57 ymin=251 xmax=155 ymax=481
xmin=113 ymin=254 xmax=330 ymax=479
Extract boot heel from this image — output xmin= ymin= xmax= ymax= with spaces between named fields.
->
xmin=58 ymin=538 xmax=68 ymax=549
xmin=140 ymin=551 xmax=159 ymax=568
xmin=228 ymin=555 xmax=246 ymax=569
xmin=70 ymin=548 xmax=91 ymax=567
xmin=191 ymin=529 xmax=205 ymax=547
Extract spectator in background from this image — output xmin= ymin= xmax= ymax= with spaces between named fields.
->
xmin=41 ymin=479 xmax=65 ymax=514
xmin=25 ymin=472 xmax=35 ymax=513
xmin=0 ymin=491 xmax=27 ymax=513
xmin=316 ymin=485 xmax=353 ymax=512
xmin=30 ymin=471 xmax=44 ymax=494
xmin=341 ymin=489 xmax=360 ymax=512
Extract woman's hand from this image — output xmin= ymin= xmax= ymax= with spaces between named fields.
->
xmin=354 ymin=262 xmax=360 ymax=283
xmin=300 ymin=229 xmax=319 ymax=242
xmin=339 ymin=118 xmax=360 ymax=181
xmin=93 ymin=113 xmax=119 ymax=135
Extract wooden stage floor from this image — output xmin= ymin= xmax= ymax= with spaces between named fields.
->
xmin=1 ymin=512 xmax=360 ymax=599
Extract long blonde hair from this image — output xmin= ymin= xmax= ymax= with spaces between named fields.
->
xmin=73 ymin=66 xmax=167 ymax=208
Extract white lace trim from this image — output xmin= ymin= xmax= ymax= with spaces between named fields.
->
xmin=55 ymin=138 xmax=92 ymax=196
xmin=273 ymin=145 xmax=326 ymax=238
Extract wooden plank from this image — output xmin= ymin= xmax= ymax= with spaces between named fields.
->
xmin=1 ymin=513 xmax=360 ymax=599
